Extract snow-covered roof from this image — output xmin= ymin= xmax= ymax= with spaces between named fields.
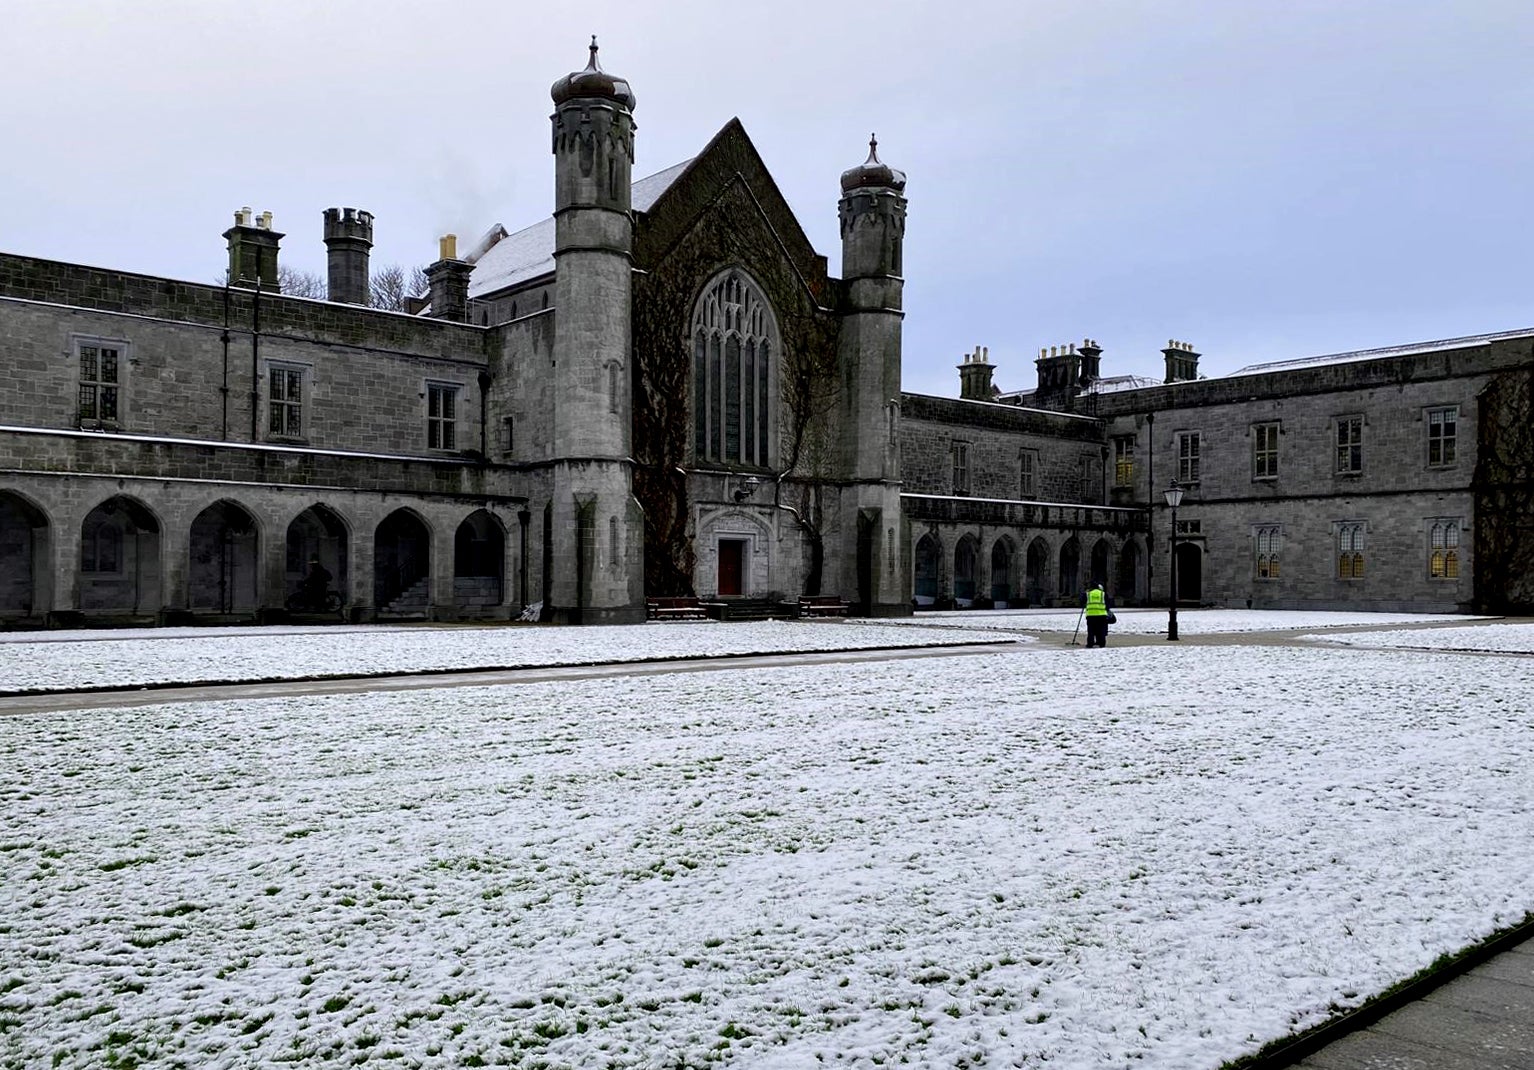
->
xmin=1082 ymin=374 xmax=1162 ymax=394
xmin=1230 ymin=327 xmax=1534 ymax=377
xmin=467 ymin=159 xmax=693 ymax=300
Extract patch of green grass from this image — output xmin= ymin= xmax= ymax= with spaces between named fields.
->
xmin=99 ymin=857 xmax=155 ymax=873
xmin=321 ymin=996 xmax=350 ymax=1014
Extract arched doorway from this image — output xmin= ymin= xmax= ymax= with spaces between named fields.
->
xmin=1089 ymin=539 xmax=1110 ymax=589
xmin=1025 ymin=537 xmax=1048 ymax=606
xmin=286 ymin=505 xmax=348 ymax=607
xmin=1117 ymin=540 xmax=1141 ymax=604
xmin=189 ymin=500 xmax=259 ymax=614
xmin=990 ymin=538 xmax=1014 ymax=605
xmin=1174 ymin=542 xmax=1203 ymax=603
xmin=454 ymin=510 xmax=505 ymax=609
xmin=913 ymin=533 xmax=940 ymax=604
xmin=953 ymin=535 xmax=978 ymax=603
xmin=0 ymin=491 xmax=51 ymax=620
xmin=375 ymin=509 xmax=431 ymax=615
xmin=79 ymin=496 xmax=161 ymax=615
xmin=1058 ymin=538 xmax=1080 ymax=598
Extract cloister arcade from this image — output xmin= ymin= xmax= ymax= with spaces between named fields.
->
xmin=910 ymin=524 xmax=1148 ymax=609
xmin=0 ymin=486 xmax=525 ymax=626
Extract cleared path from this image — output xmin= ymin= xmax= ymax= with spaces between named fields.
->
xmin=1287 ymin=934 xmax=1534 ymax=1069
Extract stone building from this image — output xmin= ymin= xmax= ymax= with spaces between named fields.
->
xmin=2 ymin=41 xmax=1529 ymax=628
xmin=0 ymin=41 xmax=907 ymax=627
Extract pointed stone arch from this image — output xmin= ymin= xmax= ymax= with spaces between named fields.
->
xmin=0 ymin=490 xmax=52 ymax=620
xmin=695 ymin=507 xmax=774 ymax=599
xmin=690 ymin=267 xmax=780 ymax=468
xmin=285 ymin=504 xmax=349 ymax=606
xmin=189 ymin=499 xmax=260 ymax=614
xmin=1058 ymin=536 xmax=1081 ymax=598
xmin=454 ymin=509 xmax=506 ymax=609
xmin=1117 ymin=538 xmax=1143 ymax=604
xmin=1089 ymin=537 xmax=1111 ymax=589
xmin=953 ymin=533 xmax=979 ymax=603
xmin=375 ymin=508 xmax=433 ymax=616
xmin=988 ymin=534 xmax=1017 ymax=605
xmin=1025 ymin=535 xmax=1050 ymax=606
xmin=79 ymin=494 xmax=162 ymax=615
xmin=913 ymin=530 xmax=941 ymax=604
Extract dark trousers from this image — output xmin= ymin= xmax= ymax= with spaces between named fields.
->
xmin=1086 ymin=616 xmax=1108 ymax=647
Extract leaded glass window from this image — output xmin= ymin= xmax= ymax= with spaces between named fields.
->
xmin=691 ymin=271 xmax=776 ymax=467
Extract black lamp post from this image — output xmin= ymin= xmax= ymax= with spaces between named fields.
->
xmin=1164 ymin=480 xmax=1184 ymax=640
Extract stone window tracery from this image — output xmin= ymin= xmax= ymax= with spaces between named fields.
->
xmin=691 ymin=270 xmax=775 ymax=467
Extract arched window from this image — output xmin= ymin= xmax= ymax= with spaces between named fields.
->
xmin=691 ymin=270 xmax=776 ymax=467
xmin=1429 ymin=520 xmax=1459 ymax=579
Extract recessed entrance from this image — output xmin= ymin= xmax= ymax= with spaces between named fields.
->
xmin=717 ymin=538 xmax=747 ymax=596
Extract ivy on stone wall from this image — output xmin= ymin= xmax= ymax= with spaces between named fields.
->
xmin=1473 ymin=362 xmax=1534 ymax=612
xmin=632 ymin=173 xmax=840 ymax=597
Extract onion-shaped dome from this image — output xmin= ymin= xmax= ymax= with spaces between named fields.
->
xmin=840 ymin=134 xmax=906 ymax=193
xmin=551 ymin=36 xmax=636 ymax=110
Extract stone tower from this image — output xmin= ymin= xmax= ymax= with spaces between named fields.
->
xmin=322 ymin=207 xmax=373 ymax=305
xmin=545 ymin=38 xmax=645 ymax=623
xmin=834 ymin=136 xmax=909 ymax=616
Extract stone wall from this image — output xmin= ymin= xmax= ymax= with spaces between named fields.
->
xmin=900 ymin=393 xmax=1105 ymax=503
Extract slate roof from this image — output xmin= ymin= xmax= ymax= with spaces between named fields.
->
xmin=466 ymin=159 xmax=694 ymax=300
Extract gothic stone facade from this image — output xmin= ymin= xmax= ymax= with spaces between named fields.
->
xmin=3 ymin=47 xmax=1530 ymax=627
xmin=0 ymin=51 xmax=908 ymax=627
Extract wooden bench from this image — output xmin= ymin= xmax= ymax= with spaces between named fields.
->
xmin=647 ymin=596 xmax=707 ymax=621
xmin=799 ymin=595 xmax=850 ymax=618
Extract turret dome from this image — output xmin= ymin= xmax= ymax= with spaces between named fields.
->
xmin=840 ymin=135 xmax=906 ymax=194
xmin=551 ymin=37 xmax=636 ymax=111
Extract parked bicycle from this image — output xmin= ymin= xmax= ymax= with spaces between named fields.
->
xmin=285 ymin=588 xmax=344 ymax=613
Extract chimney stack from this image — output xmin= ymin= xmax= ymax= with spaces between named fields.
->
xmin=323 ymin=207 xmax=374 ymax=305
xmin=957 ymin=345 xmax=995 ymax=400
xmin=425 ymin=233 xmax=473 ymax=322
xmin=1162 ymin=339 xmax=1200 ymax=383
xmin=1078 ymin=338 xmax=1102 ymax=386
xmin=223 ymin=207 xmax=284 ymax=291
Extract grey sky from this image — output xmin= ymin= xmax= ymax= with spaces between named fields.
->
xmin=4 ymin=0 xmax=1530 ymax=398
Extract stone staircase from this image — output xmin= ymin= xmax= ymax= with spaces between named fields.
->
xmin=702 ymin=597 xmax=801 ymax=622
xmin=378 ymin=577 xmax=431 ymax=619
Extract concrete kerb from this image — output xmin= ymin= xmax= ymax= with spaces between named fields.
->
xmin=1218 ymin=912 xmax=1534 ymax=1070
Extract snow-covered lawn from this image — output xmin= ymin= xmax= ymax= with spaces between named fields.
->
xmin=1303 ymin=622 xmax=1534 ymax=654
xmin=0 ymin=621 xmax=1012 ymax=694
xmin=875 ymin=608 xmax=1483 ymax=636
xmin=4 ymin=644 xmax=1532 ymax=1068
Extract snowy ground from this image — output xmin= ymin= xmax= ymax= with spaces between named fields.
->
xmin=1303 ymin=622 xmax=1534 ymax=654
xmin=0 ymin=621 xmax=1012 ymax=694
xmin=876 ymin=608 xmax=1483 ymax=636
xmin=4 ymin=633 xmax=1533 ymax=1069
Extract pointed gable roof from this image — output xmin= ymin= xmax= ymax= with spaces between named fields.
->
xmin=634 ymin=118 xmax=830 ymax=304
xmin=466 ymin=159 xmax=693 ymax=300
xmin=465 ymin=118 xmax=830 ymax=305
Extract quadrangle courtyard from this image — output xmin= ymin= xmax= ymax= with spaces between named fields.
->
xmin=2 ymin=612 xmax=1532 ymax=1069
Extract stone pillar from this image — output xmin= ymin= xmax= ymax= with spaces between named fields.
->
xmin=835 ymin=135 xmax=909 ymax=616
xmin=545 ymin=39 xmax=645 ymax=624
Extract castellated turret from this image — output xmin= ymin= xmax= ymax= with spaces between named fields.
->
xmin=833 ymin=135 xmax=909 ymax=616
xmin=545 ymin=37 xmax=645 ymax=624
xmin=322 ymin=207 xmax=373 ymax=305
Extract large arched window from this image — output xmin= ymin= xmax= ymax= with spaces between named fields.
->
xmin=692 ymin=270 xmax=776 ymax=467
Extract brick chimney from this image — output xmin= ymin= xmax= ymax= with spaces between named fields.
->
xmin=425 ymin=234 xmax=473 ymax=322
xmin=223 ymin=207 xmax=283 ymax=291
xmin=957 ymin=345 xmax=995 ymax=400
xmin=323 ymin=207 xmax=373 ymax=305
xmin=1162 ymin=339 xmax=1200 ymax=383
xmin=1078 ymin=338 xmax=1102 ymax=386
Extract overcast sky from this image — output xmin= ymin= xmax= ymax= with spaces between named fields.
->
xmin=4 ymin=1 xmax=1531 ymax=397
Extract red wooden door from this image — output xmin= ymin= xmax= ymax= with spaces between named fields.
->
xmin=718 ymin=539 xmax=745 ymax=596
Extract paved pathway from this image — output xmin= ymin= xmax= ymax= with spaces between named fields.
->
xmin=1286 ymin=933 xmax=1534 ymax=1069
